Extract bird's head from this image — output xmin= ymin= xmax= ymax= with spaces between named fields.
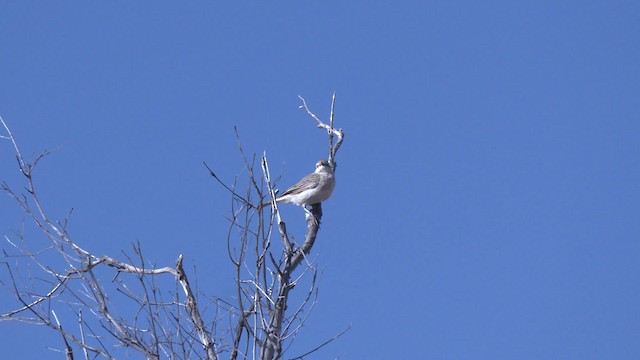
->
xmin=315 ymin=160 xmax=333 ymax=174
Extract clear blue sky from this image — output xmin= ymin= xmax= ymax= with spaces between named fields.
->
xmin=1 ymin=2 xmax=639 ymax=359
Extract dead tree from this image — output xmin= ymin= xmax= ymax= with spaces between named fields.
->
xmin=0 ymin=94 xmax=345 ymax=360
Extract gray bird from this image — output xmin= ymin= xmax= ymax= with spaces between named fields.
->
xmin=259 ymin=160 xmax=335 ymax=209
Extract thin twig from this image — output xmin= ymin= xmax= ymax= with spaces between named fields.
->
xmin=288 ymin=325 xmax=351 ymax=360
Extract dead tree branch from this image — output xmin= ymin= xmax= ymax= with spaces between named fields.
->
xmin=298 ymin=92 xmax=344 ymax=168
xmin=1 ymin=116 xmax=219 ymax=359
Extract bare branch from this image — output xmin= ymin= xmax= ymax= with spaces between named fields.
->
xmin=52 ymin=310 xmax=74 ymax=360
xmin=297 ymin=94 xmax=344 ymax=167
xmin=175 ymin=255 xmax=218 ymax=360
xmin=78 ymin=310 xmax=89 ymax=360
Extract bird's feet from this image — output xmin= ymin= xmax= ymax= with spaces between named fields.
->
xmin=304 ymin=206 xmax=322 ymax=227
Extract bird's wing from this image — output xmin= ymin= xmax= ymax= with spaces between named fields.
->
xmin=280 ymin=173 xmax=321 ymax=196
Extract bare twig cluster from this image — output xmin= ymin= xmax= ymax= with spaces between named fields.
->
xmin=220 ymin=145 xmax=328 ymax=359
xmin=1 ymin=117 xmax=217 ymax=359
xmin=298 ymin=92 xmax=344 ymax=171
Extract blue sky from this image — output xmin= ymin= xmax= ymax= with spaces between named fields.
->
xmin=1 ymin=1 xmax=639 ymax=359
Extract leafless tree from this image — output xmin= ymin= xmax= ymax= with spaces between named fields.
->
xmin=0 ymin=94 xmax=345 ymax=360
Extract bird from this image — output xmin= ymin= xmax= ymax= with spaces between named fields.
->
xmin=259 ymin=160 xmax=335 ymax=209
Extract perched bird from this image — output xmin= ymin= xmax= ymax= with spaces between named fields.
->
xmin=259 ymin=160 xmax=335 ymax=209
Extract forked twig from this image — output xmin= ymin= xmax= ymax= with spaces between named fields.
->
xmin=298 ymin=93 xmax=344 ymax=167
